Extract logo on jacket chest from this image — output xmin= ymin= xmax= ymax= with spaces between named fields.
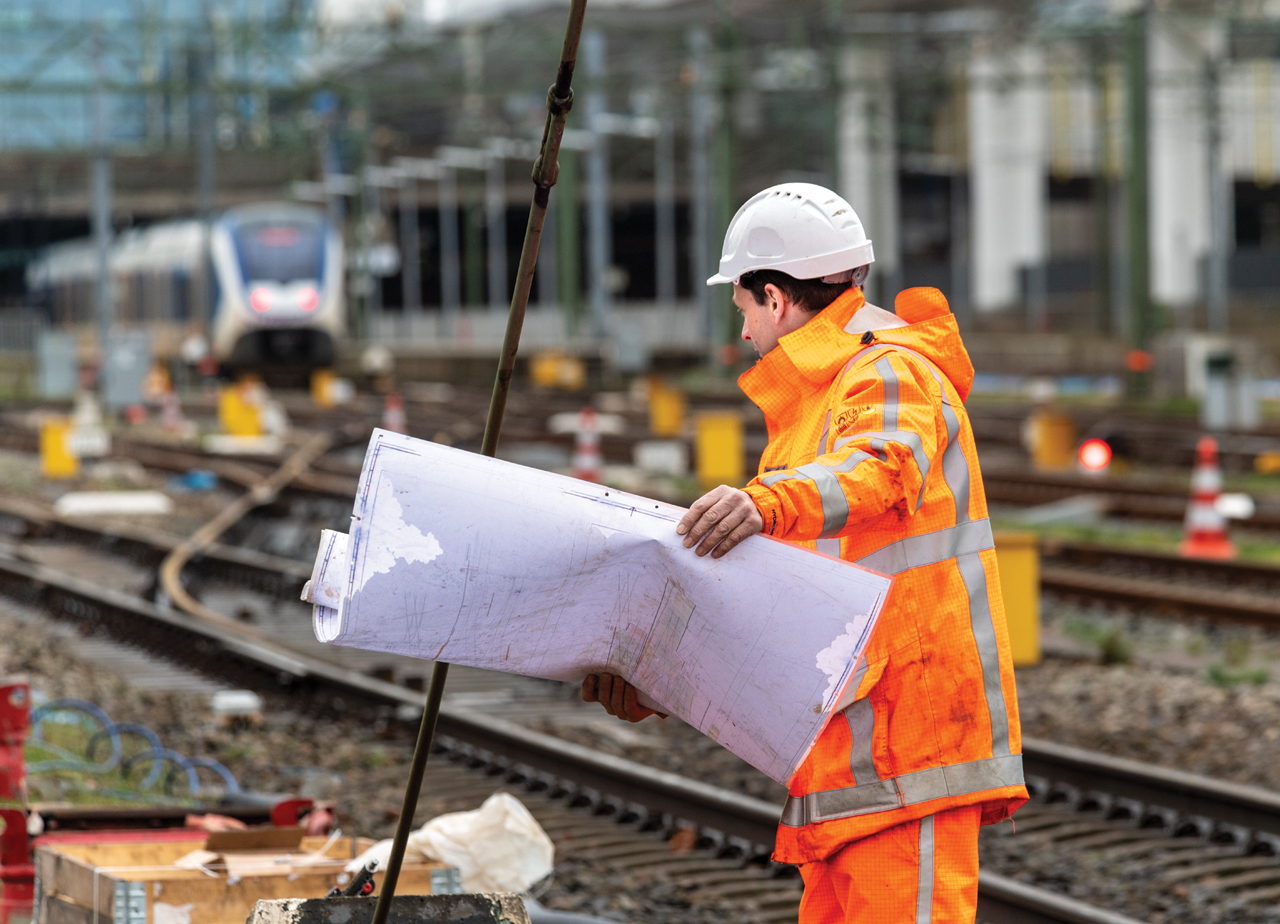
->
xmin=835 ymin=405 xmax=877 ymax=436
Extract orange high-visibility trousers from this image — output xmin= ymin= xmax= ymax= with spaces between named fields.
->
xmin=797 ymin=804 xmax=981 ymax=924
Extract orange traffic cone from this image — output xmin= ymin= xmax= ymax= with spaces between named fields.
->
xmin=383 ymin=393 xmax=406 ymax=434
xmin=573 ymin=407 xmax=602 ymax=482
xmin=1179 ymin=436 xmax=1236 ymax=559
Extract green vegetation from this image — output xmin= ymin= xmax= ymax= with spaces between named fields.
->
xmin=1062 ymin=618 xmax=1133 ymax=666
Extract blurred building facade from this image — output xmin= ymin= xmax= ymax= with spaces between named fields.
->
xmin=2 ymin=0 xmax=1280 ymax=367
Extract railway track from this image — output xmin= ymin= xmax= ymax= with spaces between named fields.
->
xmin=10 ymin=503 xmax=1280 ymax=920
xmin=1040 ymin=539 xmax=1280 ymax=627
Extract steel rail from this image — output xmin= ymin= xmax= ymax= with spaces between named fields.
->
xmin=0 ymin=553 xmax=1238 ymax=922
xmin=1022 ymin=737 xmax=1280 ymax=838
xmin=158 ymin=430 xmax=334 ymax=625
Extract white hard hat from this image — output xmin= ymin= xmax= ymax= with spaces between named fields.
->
xmin=707 ymin=183 xmax=874 ymax=286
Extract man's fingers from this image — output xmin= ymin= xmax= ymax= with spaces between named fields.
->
xmin=596 ymin=673 xmax=616 ymax=716
xmin=711 ymin=520 xmax=759 ymax=558
xmin=622 ymin=684 xmax=655 ymax=723
xmin=581 ymin=675 xmax=599 ymax=703
xmin=677 ymin=490 xmax=721 ymax=537
xmin=608 ymin=674 xmax=627 ymax=717
xmin=685 ymin=494 xmax=739 ymax=549
xmin=695 ymin=501 xmax=746 ymax=556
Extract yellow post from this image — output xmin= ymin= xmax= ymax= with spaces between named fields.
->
xmin=695 ymin=412 xmax=744 ymax=490
xmin=994 ymin=531 xmax=1040 ymax=667
xmin=39 ymin=419 xmax=78 ymax=479
xmin=649 ymin=378 xmax=687 ymax=438
xmin=531 ymin=351 xmax=586 ymax=391
xmin=1025 ymin=410 xmax=1076 ymax=471
xmin=218 ymin=384 xmax=262 ymax=436
xmin=311 ymin=369 xmax=336 ymax=408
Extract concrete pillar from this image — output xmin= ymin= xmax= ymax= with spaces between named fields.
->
xmin=1149 ymin=14 xmax=1223 ymax=313
xmin=969 ymin=43 xmax=1048 ymax=313
xmin=838 ymin=40 xmax=899 ymax=306
xmin=584 ymin=30 xmax=612 ymax=336
xmin=485 ymin=144 xmax=506 ymax=312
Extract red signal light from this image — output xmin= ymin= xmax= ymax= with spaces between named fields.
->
xmin=298 ymin=286 xmax=320 ymax=312
xmin=1078 ymin=438 xmax=1112 ymax=472
xmin=249 ymin=287 xmax=272 ymax=313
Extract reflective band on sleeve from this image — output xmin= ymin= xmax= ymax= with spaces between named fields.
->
xmin=855 ymin=518 xmax=995 ymax=575
xmin=816 ymin=538 xmax=841 ymax=557
xmin=795 ymin=451 xmax=874 ymax=538
xmin=834 ymin=429 xmax=930 ymax=511
xmin=778 ymin=754 xmax=1025 ymax=827
xmin=845 ymin=696 xmax=879 ymax=784
xmin=957 ymin=549 xmax=1012 ymax=757
xmin=916 ymin=815 xmax=935 ymax=924
xmin=818 ymin=410 xmax=831 ymax=456
xmin=875 ymin=357 xmax=900 ymax=431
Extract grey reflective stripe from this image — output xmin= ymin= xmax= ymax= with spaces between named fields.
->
xmin=778 ymin=754 xmax=1025 ymax=827
xmin=917 ymin=816 xmax=935 ymax=924
xmin=835 ymin=429 xmax=930 ymax=511
xmin=856 ymin=518 xmax=995 ymax=576
xmin=762 ymin=469 xmax=803 ymax=488
xmin=957 ymin=549 xmax=1012 ymax=757
xmin=816 ymin=538 xmax=841 ymax=556
xmin=795 ymin=451 xmax=875 ymax=538
xmin=868 ymin=344 xmax=969 ymax=521
xmin=875 ymin=357 xmax=900 ymax=431
xmin=845 ymin=697 xmax=879 ymax=783
xmin=818 ymin=410 xmax=831 ymax=456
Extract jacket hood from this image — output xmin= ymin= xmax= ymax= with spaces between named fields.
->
xmin=739 ymin=286 xmax=975 ymax=422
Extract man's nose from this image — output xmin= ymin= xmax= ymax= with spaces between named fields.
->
xmin=741 ymin=319 xmax=751 ymax=341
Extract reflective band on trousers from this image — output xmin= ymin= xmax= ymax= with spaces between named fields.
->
xmin=779 ymin=754 xmax=1025 ymax=827
xmin=916 ymin=815 xmax=935 ymax=924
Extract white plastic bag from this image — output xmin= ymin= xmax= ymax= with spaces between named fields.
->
xmin=345 ymin=793 xmax=553 ymax=893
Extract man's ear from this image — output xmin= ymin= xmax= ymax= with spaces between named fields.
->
xmin=762 ymin=283 xmax=787 ymax=323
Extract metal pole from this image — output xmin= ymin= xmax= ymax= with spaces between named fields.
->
xmin=655 ymin=115 xmax=677 ymax=305
xmin=92 ymin=29 xmax=113 ymax=367
xmin=399 ymin=177 xmax=421 ymax=329
xmin=195 ymin=3 xmax=215 ymax=334
xmin=486 ymin=147 xmax=507 ymax=312
xmin=584 ymin=30 xmax=611 ymax=336
xmin=439 ymin=167 xmax=461 ymax=329
xmin=1125 ymin=6 xmax=1151 ymax=374
xmin=1091 ymin=38 xmax=1114 ymax=336
xmin=1206 ymin=54 xmax=1229 ymax=333
xmin=689 ymin=28 xmax=712 ymax=350
xmin=367 ymin=5 xmax=588 ymax=921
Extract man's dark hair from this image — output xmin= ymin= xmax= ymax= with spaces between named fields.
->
xmin=739 ymin=270 xmax=850 ymax=313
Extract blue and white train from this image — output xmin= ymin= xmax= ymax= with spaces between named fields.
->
xmin=26 ymin=202 xmax=345 ymax=373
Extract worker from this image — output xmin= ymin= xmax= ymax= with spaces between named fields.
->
xmin=582 ymin=183 xmax=1027 ymax=923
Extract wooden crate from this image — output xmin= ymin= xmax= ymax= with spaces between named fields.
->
xmin=35 ymin=832 xmax=445 ymax=924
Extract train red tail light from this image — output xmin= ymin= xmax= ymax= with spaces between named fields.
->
xmin=298 ymin=286 xmax=319 ymax=312
xmin=249 ymin=287 xmax=272 ymax=313
xmin=1078 ymin=438 xmax=1112 ymax=473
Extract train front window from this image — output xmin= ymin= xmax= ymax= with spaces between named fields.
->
xmin=234 ymin=218 xmax=324 ymax=283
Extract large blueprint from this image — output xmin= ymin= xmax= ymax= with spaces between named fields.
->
xmin=305 ymin=429 xmax=892 ymax=785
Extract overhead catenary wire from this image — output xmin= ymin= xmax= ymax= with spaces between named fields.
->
xmin=368 ymin=3 xmax=590 ymax=922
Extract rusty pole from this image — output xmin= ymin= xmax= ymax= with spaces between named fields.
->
xmin=369 ymin=3 xmax=588 ymax=921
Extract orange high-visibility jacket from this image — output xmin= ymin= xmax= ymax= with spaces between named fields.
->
xmin=740 ymin=286 xmax=1027 ymax=865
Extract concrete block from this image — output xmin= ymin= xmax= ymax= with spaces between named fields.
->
xmin=245 ymin=895 xmax=532 ymax=924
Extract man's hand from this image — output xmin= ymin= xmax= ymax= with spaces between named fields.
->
xmin=581 ymin=673 xmax=657 ymax=723
xmin=676 ymin=485 xmax=764 ymax=558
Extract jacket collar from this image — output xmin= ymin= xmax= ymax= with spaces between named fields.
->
xmin=738 ymin=287 xmax=868 ymax=434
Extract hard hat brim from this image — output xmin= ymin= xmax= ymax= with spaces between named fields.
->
xmin=706 ymin=273 xmax=735 ymax=286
